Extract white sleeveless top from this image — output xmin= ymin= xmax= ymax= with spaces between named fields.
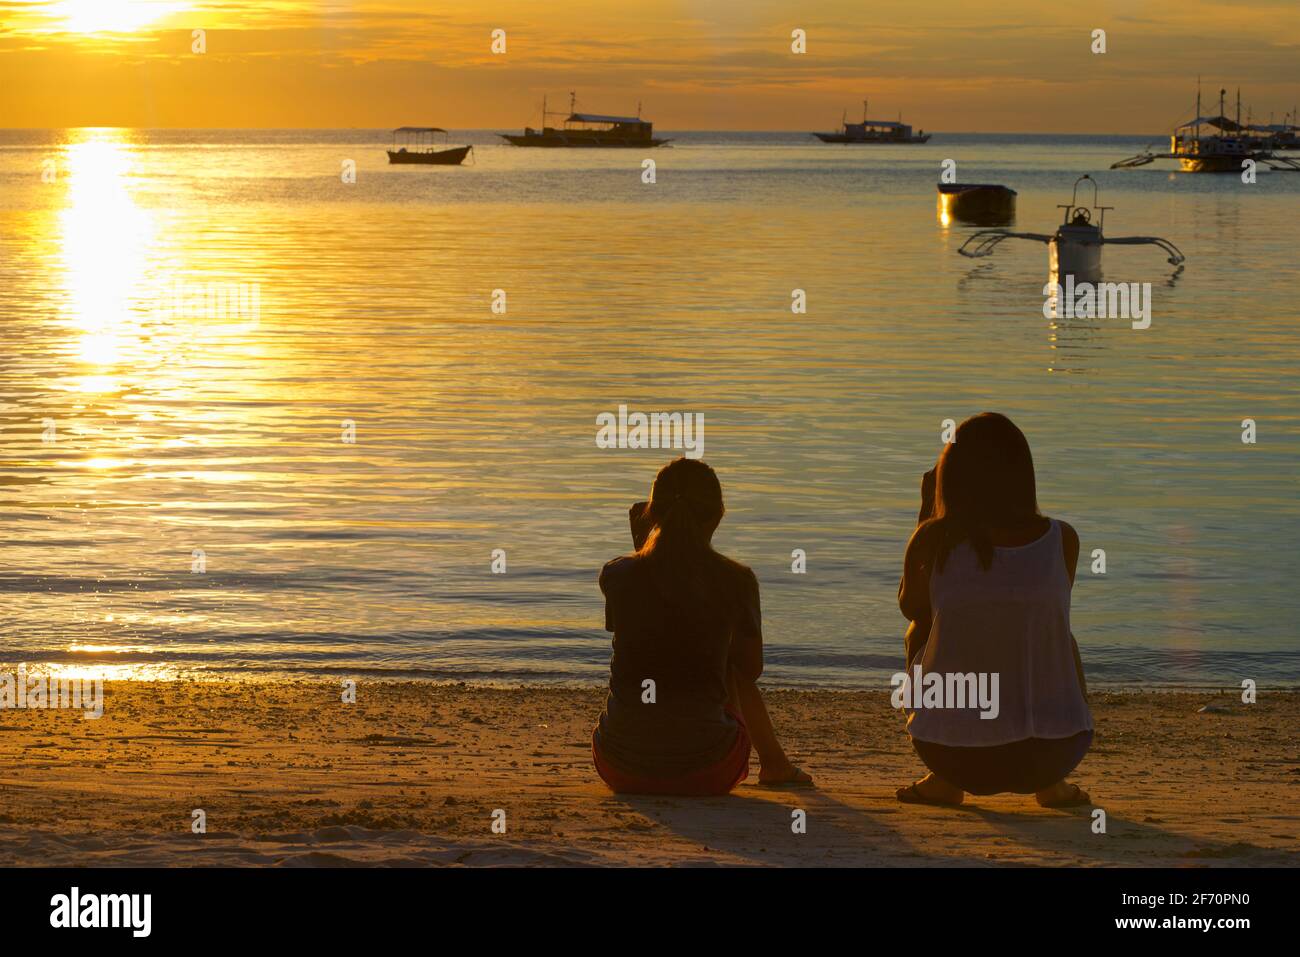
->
xmin=906 ymin=520 xmax=1093 ymax=747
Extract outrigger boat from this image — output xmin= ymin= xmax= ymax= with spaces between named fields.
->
xmin=1111 ymin=86 xmax=1300 ymax=173
xmin=1245 ymin=109 xmax=1300 ymax=151
xmin=1248 ymin=123 xmax=1300 ymax=151
xmin=387 ymin=127 xmax=472 ymax=165
xmin=957 ymin=176 xmax=1184 ymax=279
xmin=500 ymin=93 xmax=669 ymax=148
xmin=813 ymin=100 xmax=930 ymax=144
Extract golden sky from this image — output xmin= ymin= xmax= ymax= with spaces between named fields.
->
xmin=1 ymin=0 xmax=1297 ymax=130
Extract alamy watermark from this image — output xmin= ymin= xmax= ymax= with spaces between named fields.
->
xmin=50 ymin=887 xmax=150 ymax=937
xmin=149 ymin=279 xmax=261 ymax=331
xmin=891 ymin=665 xmax=1000 ymax=719
xmin=1043 ymin=275 xmax=1152 ymax=329
xmin=595 ymin=404 xmax=704 ymax=458
xmin=0 ymin=664 xmax=103 ymax=719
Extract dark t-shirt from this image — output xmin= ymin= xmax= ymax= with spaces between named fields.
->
xmin=594 ymin=553 xmax=761 ymax=778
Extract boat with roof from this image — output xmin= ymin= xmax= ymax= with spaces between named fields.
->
xmin=1111 ymin=85 xmax=1299 ymax=173
xmin=499 ymin=93 xmax=669 ymax=148
xmin=386 ymin=127 xmax=472 ymax=165
xmin=813 ymin=100 xmax=930 ymax=144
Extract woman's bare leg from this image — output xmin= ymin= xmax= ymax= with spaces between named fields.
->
xmin=727 ymin=670 xmax=812 ymax=785
xmin=901 ymin=772 xmax=965 ymax=804
xmin=898 ymin=618 xmax=965 ymax=803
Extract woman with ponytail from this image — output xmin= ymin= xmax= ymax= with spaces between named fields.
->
xmin=592 ymin=456 xmax=811 ymax=795
xmin=897 ymin=413 xmax=1093 ymax=807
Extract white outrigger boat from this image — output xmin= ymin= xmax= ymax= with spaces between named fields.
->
xmin=957 ymin=176 xmax=1184 ymax=278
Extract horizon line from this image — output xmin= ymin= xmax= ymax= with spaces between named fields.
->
xmin=0 ymin=126 xmax=1167 ymax=136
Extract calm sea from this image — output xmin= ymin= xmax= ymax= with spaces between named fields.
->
xmin=0 ymin=129 xmax=1297 ymax=688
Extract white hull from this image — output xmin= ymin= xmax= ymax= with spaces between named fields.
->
xmin=1050 ymin=225 xmax=1103 ymax=281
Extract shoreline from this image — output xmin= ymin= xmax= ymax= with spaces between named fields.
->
xmin=4 ymin=660 xmax=1294 ymax=695
xmin=0 ymin=682 xmax=1295 ymax=867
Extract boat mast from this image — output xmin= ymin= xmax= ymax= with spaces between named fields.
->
xmin=1195 ymin=77 xmax=1201 ymax=144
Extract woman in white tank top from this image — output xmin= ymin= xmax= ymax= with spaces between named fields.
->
xmin=896 ymin=413 xmax=1093 ymax=807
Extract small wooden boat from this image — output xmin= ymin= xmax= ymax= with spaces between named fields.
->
xmin=387 ymin=127 xmax=472 ymax=165
xmin=937 ymin=183 xmax=1016 ymax=225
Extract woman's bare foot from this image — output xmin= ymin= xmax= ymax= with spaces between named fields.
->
xmin=896 ymin=772 xmax=965 ymax=806
xmin=757 ymin=760 xmax=814 ymax=788
xmin=1035 ymin=780 xmax=1090 ymax=808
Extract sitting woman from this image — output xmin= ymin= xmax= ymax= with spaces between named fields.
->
xmin=897 ymin=413 xmax=1092 ymax=808
xmin=592 ymin=456 xmax=812 ymax=795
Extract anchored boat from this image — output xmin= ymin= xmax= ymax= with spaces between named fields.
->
xmin=1246 ymin=112 xmax=1299 ymax=151
xmin=1111 ymin=86 xmax=1300 ymax=173
xmin=938 ymin=183 xmax=1017 ymax=226
xmin=500 ymin=93 xmax=669 ymax=148
xmin=387 ymin=127 xmax=472 ymax=165
xmin=957 ymin=175 xmax=1184 ymax=279
xmin=813 ymin=100 xmax=930 ymax=144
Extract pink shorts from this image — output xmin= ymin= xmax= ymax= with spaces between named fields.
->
xmin=592 ymin=706 xmax=751 ymax=796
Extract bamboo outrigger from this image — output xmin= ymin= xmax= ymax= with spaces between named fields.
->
xmin=958 ymin=176 xmax=1184 ymax=278
xmin=1111 ymin=85 xmax=1300 ymax=173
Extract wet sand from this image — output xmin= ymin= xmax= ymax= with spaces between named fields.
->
xmin=0 ymin=682 xmax=1295 ymax=866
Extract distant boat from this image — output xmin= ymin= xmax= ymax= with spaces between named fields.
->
xmin=813 ymin=100 xmax=930 ymax=144
xmin=938 ymin=183 xmax=1016 ymax=225
xmin=387 ymin=127 xmax=472 ymax=165
xmin=1249 ymin=125 xmax=1299 ymax=151
xmin=500 ymin=92 xmax=669 ymax=148
xmin=1111 ymin=86 xmax=1299 ymax=173
xmin=1245 ymin=111 xmax=1299 ymax=151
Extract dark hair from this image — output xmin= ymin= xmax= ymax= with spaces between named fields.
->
xmin=927 ymin=413 xmax=1040 ymax=572
xmin=637 ymin=457 xmax=728 ymax=604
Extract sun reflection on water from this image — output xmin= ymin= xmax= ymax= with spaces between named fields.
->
xmin=56 ymin=130 xmax=157 ymax=388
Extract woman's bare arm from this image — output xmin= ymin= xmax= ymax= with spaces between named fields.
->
xmin=899 ymin=524 xmax=936 ymax=625
xmin=1058 ymin=520 xmax=1088 ymax=698
xmin=728 ymin=626 xmax=763 ymax=683
xmin=899 ymin=470 xmax=938 ymax=667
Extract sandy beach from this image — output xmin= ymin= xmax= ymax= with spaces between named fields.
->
xmin=0 ymin=681 xmax=1294 ymax=867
